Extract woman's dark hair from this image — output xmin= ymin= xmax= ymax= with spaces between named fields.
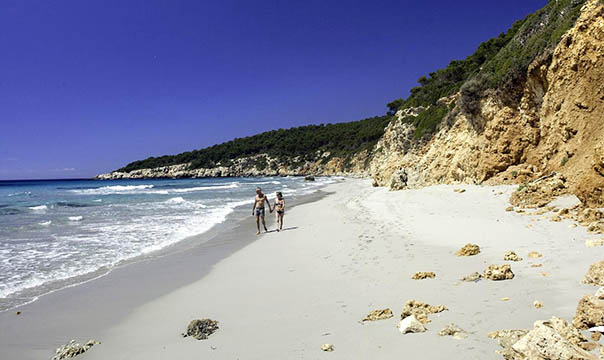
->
xmin=276 ymin=191 xmax=283 ymax=198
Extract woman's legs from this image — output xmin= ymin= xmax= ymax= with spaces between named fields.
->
xmin=278 ymin=213 xmax=284 ymax=230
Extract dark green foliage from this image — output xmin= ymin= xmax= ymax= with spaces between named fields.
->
xmin=118 ymin=116 xmax=391 ymax=172
xmin=386 ymin=99 xmax=403 ymax=115
xmin=408 ymin=105 xmax=449 ymax=140
xmin=388 ymin=0 xmax=585 ymax=138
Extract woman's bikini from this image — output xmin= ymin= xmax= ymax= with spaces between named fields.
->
xmin=275 ymin=198 xmax=284 ymax=214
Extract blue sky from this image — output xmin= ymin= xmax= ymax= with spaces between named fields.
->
xmin=0 ymin=0 xmax=546 ymax=180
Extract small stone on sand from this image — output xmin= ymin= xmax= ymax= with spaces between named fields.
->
xmin=534 ymin=301 xmax=543 ymax=309
xmin=412 ymin=271 xmax=436 ymax=280
xmin=182 ymin=319 xmax=219 ymax=340
xmin=530 ymin=263 xmax=543 ymax=268
xmin=398 ymin=315 xmax=427 ymax=334
xmin=52 ymin=340 xmax=100 ymax=360
xmin=362 ymin=308 xmax=393 ymax=322
xmin=503 ymin=251 xmax=522 ymax=261
xmin=483 ymin=264 xmax=515 ymax=281
xmin=502 ymin=297 xmax=510 ymax=301
xmin=453 ymin=189 xmax=466 ymax=193
xmin=438 ymin=323 xmax=467 ymax=339
xmin=456 ymin=243 xmax=480 ymax=256
xmin=460 ymin=272 xmax=482 ymax=282
xmin=321 ymin=344 xmax=334 ymax=352
xmin=401 ymin=300 xmax=448 ymax=324
xmin=506 ymin=206 xmax=514 ymax=212
xmin=528 ymin=251 xmax=543 ymax=258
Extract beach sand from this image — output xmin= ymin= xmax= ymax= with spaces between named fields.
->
xmin=1 ymin=179 xmax=601 ymax=359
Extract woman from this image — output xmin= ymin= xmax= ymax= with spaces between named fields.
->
xmin=274 ymin=191 xmax=285 ymax=232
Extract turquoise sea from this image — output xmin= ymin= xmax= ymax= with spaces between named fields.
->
xmin=0 ymin=176 xmax=336 ymax=311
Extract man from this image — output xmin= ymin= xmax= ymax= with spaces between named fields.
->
xmin=252 ymin=187 xmax=272 ymax=235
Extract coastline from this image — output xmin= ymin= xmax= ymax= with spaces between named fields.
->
xmin=0 ymin=186 xmax=328 ymax=360
xmin=1 ymin=179 xmax=601 ymax=359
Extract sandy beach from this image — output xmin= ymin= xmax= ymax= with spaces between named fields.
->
xmin=1 ymin=178 xmax=601 ymax=359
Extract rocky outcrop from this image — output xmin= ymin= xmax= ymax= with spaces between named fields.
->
xmin=455 ymin=243 xmax=480 ymax=256
xmin=583 ymin=260 xmax=604 ymax=286
xmin=573 ymin=295 xmax=604 ymax=330
xmin=369 ymin=0 xmax=604 ymax=208
xmin=362 ymin=308 xmax=394 ymax=322
xmin=490 ymin=317 xmax=596 ymax=360
xmin=96 ymin=151 xmax=371 ymax=179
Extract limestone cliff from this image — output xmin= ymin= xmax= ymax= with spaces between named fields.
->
xmin=370 ymin=0 xmax=604 ymax=207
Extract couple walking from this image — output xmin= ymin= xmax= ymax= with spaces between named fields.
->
xmin=252 ymin=187 xmax=285 ymax=235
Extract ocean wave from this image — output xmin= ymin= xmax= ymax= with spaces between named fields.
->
xmin=171 ymin=183 xmax=239 ymax=193
xmin=39 ymin=220 xmax=52 ymax=226
xmin=7 ymin=191 xmax=31 ymax=197
xmin=165 ymin=197 xmax=185 ymax=204
xmin=29 ymin=205 xmax=48 ymax=211
xmin=55 ymin=201 xmax=93 ymax=208
xmin=0 ymin=207 xmax=23 ymax=216
xmin=68 ymin=216 xmax=83 ymax=221
xmin=70 ymin=184 xmax=155 ymax=195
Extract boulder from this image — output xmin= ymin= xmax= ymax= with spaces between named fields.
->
xmin=304 ymin=175 xmax=315 ymax=181
xmin=411 ymin=271 xmax=436 ymax=280
xmin=390 ymin=169 xmax=408 ymax=190
xmin=52 ymin=340 xmax=100 ymax=360
xmin=401 ymin=300 xmax=448 ymax=324
xmin=182 ymin=319 xmax=219 ymax=340
xmin=503 ymin=251 xmax=522 ymax=261
xmin=456 ymin=243 xmax=480 ymax=256
xmin=483 ymin=264 xmax=514 ymax=281
xmin=490 ymin=317 xmax=595 ymax=360
xmin=573 ymin=295 xmax=604 ymax=330
xmin=397 ymin=315 xmax=427 ymax=334
xmin=512 ymin=318 xmax=594 ymax=360
xmin=583 ymin=260 xmax=604 ymax=286
xmin=362 ymin=308 xmax=393 ymax=322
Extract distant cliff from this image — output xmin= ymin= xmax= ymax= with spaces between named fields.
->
xmin=97 ymin=0 xmax=604 ymax=208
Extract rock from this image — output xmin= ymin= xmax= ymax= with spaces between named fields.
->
xmin=182 ymin=319 xmax=219 ymax=340
xmin=304 ymin=175 xmax=315 ymax=181
xmin=460 ymin=272 xmax=482 ymax=282
xmin=586 ymin=238 xmax=604 ymax=247
xmin=511 ymin=317 xmax=595 ymax=360
xmin=595 ymin=287 xmax=604 ymax=299
xmin=438 ymin=323 xmax=467 ymax=339
xmin=371 ymin=178 xmax=379 ymax=187
xmin=483 ymin=264 xmax=514 ymax=281
xmin=531 ymin=263 xmax=543 ymax=268
xmin=551 ymin=215 xmax=562 ymax=222
xmin=503 ymin=251 xmax=523 ymax=262
xmin=15 ymin=311 xmax=21 ymax=315
xmin=573 ymin=295 xmax=604 ymax=330
xmin=390 ymin=169 xmax=408 ymax=190
xmin=506 ymin=206 xmax=514 ymax=212
xmin=491 ymin=317 xmax=595 ymax=360
xmin=52 ymin=340 xmax=100 ymax=360
xmin=591 ymin=332 xmax=602 ymax=341
xmin=401 ymin=300 xmax=448 ymax=324
xmin=397 ymin=315 xmax=427 ymax=334
xmin=534 ymin=301 xmax=544 ymax=309
xmin=320 ymin=343 xmax=334 ymax=352
xmin=528 ymin=251 xmax=543 ymax=258
xmin=502 ymin=297 xmax=510 ymax=301
xmin=411 ymin=271 xmax=436 ymax=280
xmin=455 ymin=243 xmax=480 ymax=256
xmin=453 ymin=188 xmax=466 ymax=193
xmin=583 ymin=260 xmax=604 ymax=286
xmin=362 ymin=308 xmax=393 ymax=322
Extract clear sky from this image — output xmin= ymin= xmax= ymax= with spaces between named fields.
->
xmin=0 ymin=0 xmax=547 ymax=180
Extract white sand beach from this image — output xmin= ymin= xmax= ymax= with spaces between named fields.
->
xmin=1 ymin=179 xmax=601 ymax=359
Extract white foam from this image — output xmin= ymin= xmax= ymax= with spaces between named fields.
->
xmin=29 ymin=205 xmax=48 ymax=211
xmin=71 ymin=184 xmax=154 ymax=195
xmin=165 ymin=197 xmax=185 ymax=204
xmin=68 ymin=216 xmax=83 ymax=221
xmin=171 ymin=183 xmax=239 ymax=193
xmin=39 ymin=221 xmax=52 ymax=226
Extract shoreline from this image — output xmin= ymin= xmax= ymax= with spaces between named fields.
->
xmin=1 ymin=179 xmax=602 ymax=359
xmin=0 ymin=186 xmax=329 ymax=360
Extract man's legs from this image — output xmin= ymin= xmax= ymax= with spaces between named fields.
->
xmin=255 ymin=215 xmax=260 ymax=235
xmin=261 ymin=215 xmax=268 ymax=232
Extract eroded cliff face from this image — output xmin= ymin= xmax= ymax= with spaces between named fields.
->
xmin=370 ymin=0 xmax=604 ymax=206
xmin=96 ymin=151 xmax=370 ymax=180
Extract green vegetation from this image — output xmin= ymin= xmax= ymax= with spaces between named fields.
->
xmin=118 ymin=116 xmax=391 ymax=172
xmin=390 ymin=0 xmax=586 ymax=139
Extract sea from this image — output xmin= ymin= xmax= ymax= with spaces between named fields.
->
xmin=0 ymin=176 xmax=337 ymax=311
